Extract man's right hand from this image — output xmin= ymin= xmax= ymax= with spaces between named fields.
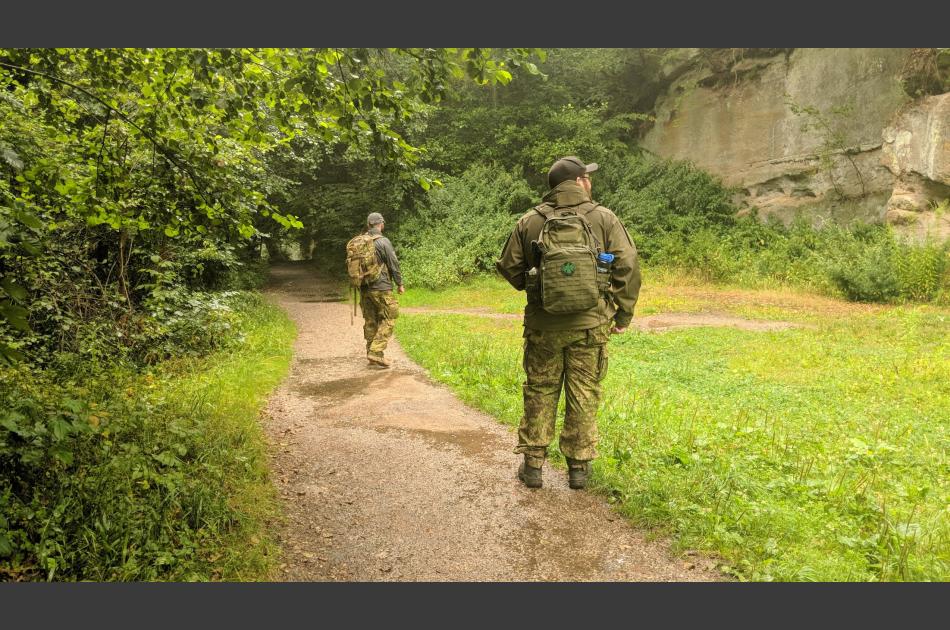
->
xmin=610 ymin=326 xmax=628 ymax=335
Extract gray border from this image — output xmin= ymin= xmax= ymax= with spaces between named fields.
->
xmin=3 ymin=1 xmax=949 ymax=46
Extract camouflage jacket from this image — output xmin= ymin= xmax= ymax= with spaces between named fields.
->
xmin=495 ymin=181 xmax=641 ymax=331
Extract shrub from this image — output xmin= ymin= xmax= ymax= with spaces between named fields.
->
xmin=0 ymin=294 xmax=290 ymax=581
xmin=600 ymin=154 xmax=740 ymax=262
xmin=399 ymin=164 xmax=535 ymax=289
xmin=827 ymin=239 xmax=902 ymax=303
xmin=894 ymin=239 xmax=949 ymax=302
xmin=396 ymin=152 xmax=949 ymax=305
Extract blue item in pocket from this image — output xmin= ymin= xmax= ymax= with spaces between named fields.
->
xmin=596 ymin=252 xmax=615 ymax=274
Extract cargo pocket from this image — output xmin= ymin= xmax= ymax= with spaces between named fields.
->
xmin=384 ymin=294 xmax=399 ymax=320
xmin=522 ymin=327 xmax=539 ymax=374
xmin=597 ymin=345 xmax=608 ymax=382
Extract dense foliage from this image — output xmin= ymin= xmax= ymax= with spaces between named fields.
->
xmin=1 ymin=294 xmax=294 ymax=580
xmin=0 ymin=47 xmax=542 ymax=363
xmin=271 ymin=47 xmax=947 ymax=305
xmin=0 ymin=47 xmax=542 ymax=579
xmin=399 ymin=164 xmax=535 ymax=288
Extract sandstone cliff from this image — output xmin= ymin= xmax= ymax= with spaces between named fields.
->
xmin=640 ymin=48 xmax=950 ymax=241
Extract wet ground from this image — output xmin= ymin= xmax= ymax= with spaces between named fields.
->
xmin=262 ymin=263 xmax=721 ymax=581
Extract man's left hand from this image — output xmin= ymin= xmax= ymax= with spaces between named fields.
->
xmin=398 ymin=285 xmax=405 ymax=294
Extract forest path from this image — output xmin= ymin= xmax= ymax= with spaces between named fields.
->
xmin=262 ymin=262 xmax=720 ymax=581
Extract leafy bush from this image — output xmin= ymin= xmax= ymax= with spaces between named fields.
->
xmin=399 ymin=164 xmax=535 ymax=288
xmin=651 ymin=228 xmax=742 ymax=283
xmin=894 ymin=239 xmax=949 ymax=302
xmin=600 ymin=154 xmax=740 ymax=262
xmin=0 ymin=294 xmax=292 ymax=581
xmin=395 ymin=152 xmax=949 ymax=305
xmin=590 ymin=154 xmax=950 ymax=304
xmin=827 ymin=240 xmax=902 ymax=303
xmin=137 ymin=290 xmax=244 ymax=363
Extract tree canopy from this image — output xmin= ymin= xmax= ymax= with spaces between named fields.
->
xmin=0 ymin=47 xmax=543 ymax=362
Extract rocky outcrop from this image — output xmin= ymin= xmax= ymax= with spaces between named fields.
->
xmin=640 ymin=48 xmax=950 ymax=240
xmin=881 ymin=93 xmax=950 ymax=241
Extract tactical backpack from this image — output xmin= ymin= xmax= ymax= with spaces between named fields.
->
xmin=534 ymin=204 xmax=603 ymax=314
xmin=345 ymin=233 xmax=383 ymax=288
xmin=345 ymin=233 xmax=383 ymax=326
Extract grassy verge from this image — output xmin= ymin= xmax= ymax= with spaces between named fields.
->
xmin=396 ymin=279 xmax=950 ymax=581
xmin=0 ymin=293 xmax=295 ymax=581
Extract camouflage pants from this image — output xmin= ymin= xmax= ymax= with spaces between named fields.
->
xmin=515 ymin=323 xmax=610 ymax=464
xmin=360 ymin=289 xmax=399 ymax=355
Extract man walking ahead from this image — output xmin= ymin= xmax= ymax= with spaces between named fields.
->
xmin=361 ymin=212 xmax=404 ymax=368
xmin=496 ymin=157 xmax=641 ymax=489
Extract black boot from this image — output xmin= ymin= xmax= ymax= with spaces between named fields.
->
xmin=566 ymin=458 xmax=591 ymax=490
xmin=517 ymin=456 xmax=543 ymax=489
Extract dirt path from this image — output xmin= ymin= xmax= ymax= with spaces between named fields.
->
xmin=263 ymin=263 xmax=720 ymax=581
xmin=401 ymin=306 xmax=798 ymax=332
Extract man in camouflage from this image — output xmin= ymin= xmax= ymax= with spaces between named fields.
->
xmin=361 ymin=212 xmax=404 ymax=368
xmin=496 ymin=157 xmax=641 ymax=489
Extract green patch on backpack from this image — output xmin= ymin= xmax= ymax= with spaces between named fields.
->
xmin=561 ymin=262 xmax=576 ymax=276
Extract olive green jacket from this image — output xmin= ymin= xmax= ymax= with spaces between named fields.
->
xmin=495 ymin=180 xmax=641 ymax=331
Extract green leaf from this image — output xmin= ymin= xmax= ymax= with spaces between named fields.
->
xmin=0 ymin=277 xmax=27 ymax=302
xmin=0 ymin=533 xmax=13 ymax=558
xmin=0 ymin=343 xmax=25 ymax=365
xmin=14 ymin=210 xmax=43 ymax=231
xmin=51 ymin=445 xmax=74 ymax=466
xmin=20 ymin=242 xmax=40 ymax=256
xmin=0 ymin=411 xmax=26 ymax=435
xmin=164 ymin=226 xmax=180 ymax=237
xmin=51 ymin=418 xmax=72 ymax=440
xmin=0 ymin=302 xmax=30 ymax=331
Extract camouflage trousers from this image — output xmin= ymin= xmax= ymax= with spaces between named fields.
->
xmin=360 ymin=289 xmax=399 ymax=355
xmin=515 ymin=323 xmax=610 ymax=465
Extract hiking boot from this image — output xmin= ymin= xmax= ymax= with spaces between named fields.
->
xmin=518 ymin=459 xmax=543 ymax=489
xmin=367 ymin=352 xmax=391 ymax=367
xmin=566 ymin=458 xmax=591 ymax=490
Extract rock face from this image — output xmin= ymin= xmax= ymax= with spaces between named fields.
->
xmin=881 ymin=93 xmax=950 ymax=241
xmin=640 ymin=48 xmax=950 ymax=240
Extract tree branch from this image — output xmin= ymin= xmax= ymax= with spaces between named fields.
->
xmin=0 ymin=60 xmax=221 ymax=212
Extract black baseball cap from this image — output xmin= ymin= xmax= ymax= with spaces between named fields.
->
xmin=547 ymin=156 xmax=599 ymax=188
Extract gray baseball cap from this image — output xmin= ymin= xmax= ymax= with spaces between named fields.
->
xmin=367 ymin=212 xmax=385 ymax=225
xmin=547 ymin=156 xmax=599 ymax=188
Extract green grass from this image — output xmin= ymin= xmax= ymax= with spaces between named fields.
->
xmin=396 ymin=280 xmax=950 ymax=581
xmin=0 ymin=293 xmax=296 ymax=581
xmin=401 ymin=275 xmax=526 ymax=313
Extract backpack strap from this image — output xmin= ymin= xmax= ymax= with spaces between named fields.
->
xmin=535 ymin=201 xmax=600 ymax=218
xmin=536 ymin=203 xmax=602 ymax=255
xmin=533 ymin=203 xmax=555 ymax=218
